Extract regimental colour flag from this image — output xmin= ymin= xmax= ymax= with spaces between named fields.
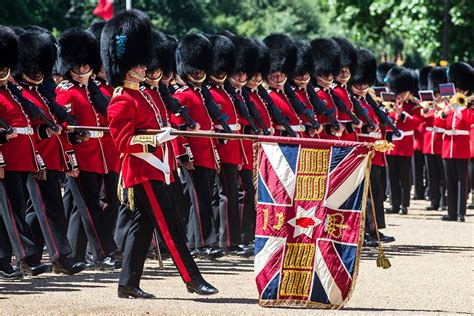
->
xmin=255 ymin=138 xmax=371 ymax=308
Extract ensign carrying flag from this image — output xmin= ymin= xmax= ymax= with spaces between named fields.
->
xmin=93 ymin=0 xmax=114 ymax=20
xmin=255 ymin=138 xmax=373 ymax=308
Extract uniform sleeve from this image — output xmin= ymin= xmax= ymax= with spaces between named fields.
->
xmin=170 ymin=91 xmax=193 ymax=163
xmin=107 ymin=94 xmax=159 ymax=154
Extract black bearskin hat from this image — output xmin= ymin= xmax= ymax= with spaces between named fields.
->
xmin=448 ymin=62 xmax=474 ymax=94
xmin=332 ymin=37 xmax=357 ymax=75
xmin=164 ymin=34 xmax=178 ymax=75
xmin=87 ymin=21 xmax=106 ymax=43
xmin=147 ymin=30 xmax=174 ymax=74
xmin=254 ymin=40 xmax=271 ymax=79
xmin=376 ymin=62 xmax=396 ymax=86
xmin=418 ymin=65 xmax=433 ymax=90
xmin=228 ymin=36 xmax=259 ymax=78
xmin=0 ymin=25 xmax=19 ymax=70
xmin=101 ymin=9 xmax=152 ymax=87
xmin=350 ymin=48 xmax=376 ymax=86
xmin=310 ymin=37 xmax=341 ymax=77
xmin=263 ymin=34 xmax=297 ymax=77
xmin=176 ymin=33 xmax=212 ymax=79
xmin=207 ymin=34 xmax=235 ymax=76
xmin=15 ymin=27 xmax=57 ymax=78
xmin=386 ymin=66 xmax=417 ymax=95
xmin=293 ymin=40 xmax=313 ymax=77
xmin=57 ymin=28 xmax=101 ymax=77
xmin=428 ymin=67 xmax=448 ymax=94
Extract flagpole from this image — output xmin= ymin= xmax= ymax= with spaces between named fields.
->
xmin=126 ymin=0 xmax=132 ymax=10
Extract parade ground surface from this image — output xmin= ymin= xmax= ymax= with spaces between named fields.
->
xmin=0 ymin=199 xmax=472 ymax=315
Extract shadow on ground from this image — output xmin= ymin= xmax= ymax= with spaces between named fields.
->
xmin=361 ymin=244 xmax=473 ymax=259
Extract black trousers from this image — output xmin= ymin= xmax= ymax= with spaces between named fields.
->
xmin=386 ymin=155 xmax=412 ymax=211
xmin=119 ymin=180 xmax=201 ymax=288
xmin=100 ymin=171 xmax=120 ymax=237
xmin=239 ymin=169 xmax=255 ymax=245
xmin=215 ymin=163 xmax=241 ymax=248
xmin=366 ymin=165 xmax=386 ymax=234
xmin=2 ymin=171 xmax=42 ymax=261
xmin=66 ymin=172 xmax=117 ymax=261
xmin=425 ymin=154 xmax=446 ymax=208
xmin=24 ymin=170 xmax=72 ymax=262
xmin=169 ymin=169 xmax=191 ymax=228
xmin=114 ymin=187 xmax=133 ymax=254
xmin=182 ymin=166 xmax=217 ymax=249
xmin=412 ymin=150 xmax=426 ymax=199
xmin=444 ymin=158 xmax=468 ymax=218
xmin=0 ymin=182 xmax=19 ymax=262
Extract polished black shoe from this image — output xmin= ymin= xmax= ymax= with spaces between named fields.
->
xmin=379 ymin=232 xmax=395 ymax=243
xmin=82 ymin=261 xmax=95 ymax=270
xmin=186 ymin=279 xmax=219 ymax=295
xmin=197 ymin=247 xmax=225 ymax=259
xmin=441 ymin=215 xmax=457 ymax=221
xmin=385 ymin=208 xmax=399 ymax=214
xmin=363 ymin=234 xmax=378 ymax=247
xmin=190 ymin=248 xmax=200 ymax=258
xmin=227 ymin=246 xmax=253 ymax=257
xmin=19 ymin=260 xmax=51 ymax=276
xmin=425 ymin=205 xmax=439 ymax=211
xmin=118 ymin=286 xmax=155 ymax=299
xmin=95 ymin=256 xmax=120 ymax=270
xmin=53 ymin=258 xmax=86 ymax=275
xmin=399 ymin=207 xmax=408 ymax=215
xmin=0 ymin=263 xmax=23 ymax=280
xmin=457 ymin=215 xmax=465 ymax=222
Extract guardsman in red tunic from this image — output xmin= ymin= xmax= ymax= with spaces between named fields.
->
xmin=206 ymin=35 xmax=246 ymax=253
xmin=88 ymin=21 xmax=122 ymax=238
xmin=350 ymin=48 xmax=395 ymax=246
xmin=263 ymin=34 xmax=305 ymax=137
xmin=221 ymin=34 xmax=260 ymax=255
xmin=15 ymin=27 xmax=86 ymax=275
xmin=438 ymin=62 xmax=474 ymax=222
xmin=170 ymin=34 xmax=223 ymax=259
xmin=102 ymin=10 xmax=218 ymax=298
xmin=0 ymin=26 xmax=50 ymax=277
xmin=422 ymin=67 xmax=448 ymax=211
xmin=290 ymin=40 xmax=323 ymax=138
xmin=385 ymin=66 xmax=421 ymax=215
xmin=55 ymin=29 xmax=118 ymax=268
xmin=310 ymin=38 xmax=344 ymax=140
xmin=332 ymin=37 xmax=362 ymax=141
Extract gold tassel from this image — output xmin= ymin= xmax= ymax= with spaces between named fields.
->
xmin=128 ymin=187 xmax=135 ymax=211
xmin=369 ymin=182 xmax=391 ymax=269
xmin=117 ymin=170 xmax=134 ymax=211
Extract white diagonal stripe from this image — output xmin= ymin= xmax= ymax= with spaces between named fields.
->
xmin=262 ymin=143 xmax=296 ymax=201
xmin=254 ymin=236 xmax=286 ymax=276
xmin=314 ymin=241 xmax=344 ymax=305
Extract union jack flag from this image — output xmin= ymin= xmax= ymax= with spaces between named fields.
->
xmin=255 ymin=139 xmax=371 ymax=308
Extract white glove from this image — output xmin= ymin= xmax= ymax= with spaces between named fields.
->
xmin=392 ymin=130 xmax=405 ymax=141
xmin=155 ymin=127 xmax=177 ymax=144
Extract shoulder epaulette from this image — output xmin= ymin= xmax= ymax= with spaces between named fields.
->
xmin=93 ymin=79 xmax=102 ymax=86
xmin=329 ymin=83 xmax=337 ymax=89
xmin=175 ymin=86 xmax=189 ymax=93
xmin=314 ymin=86 xmax=321 ymax=92
xmin=58 ymin=80 xmax=74 ymax=91
xmin=113 ymin=86 xmax=123 ymax=97
xmin=139 ymin=85 xmax=146 ymax=92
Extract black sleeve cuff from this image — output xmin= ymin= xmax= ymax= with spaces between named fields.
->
xmin=345 ymin=122 xmax=354 ymax=133
xmin=67 ymin=132 xmax=82 ymax=145
xmin=361 ymin=125 xmax=369 ymax=134
xmin=37 ymin=124 xmax=51 ymax=140
xmin=324 ymin=124 xmax=334 ymax=135
xmin=0 ymin=131 xmax=8 ymax=144
xmin=386 ymin=132 xmax=394 ymax=143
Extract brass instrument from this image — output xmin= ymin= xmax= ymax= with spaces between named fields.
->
xmin=450 ymin=93 xmax=468 ymax=108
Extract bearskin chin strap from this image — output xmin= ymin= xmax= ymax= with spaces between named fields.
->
xmin=70 ymin=69 xmax=93 ymax=79
xmin=127 ymin=69 xmax=146 ymax=82
xmin=22 ymin=74 xmax=44 ymax=85
xmin=0 ymin=69 xmax=10 ymax=82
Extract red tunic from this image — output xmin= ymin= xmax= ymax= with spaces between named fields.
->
xmin=95 ymin=79 xmax=121 ymax=174
xmin=314 ymin=86 xmax=341 ymax=140
xmin=422 ymin=110 xmax=444 ymax=155
xmin=208 ymin=85 xmax=246 ymax=166
xmin=21 ymin=86 xmax=74 ymax=172
xmin=108 ymin=86 xmax=173 ymax=188
xmin=386 ymin=101 xmax=421 ymax=157
xmin=171 ymin=85 xmax=219 ymax=170
xmin=55 ymin=80 xmax=108 ymax=174
xmin=268 ymin=88 xmax=304 ymax=137
xmin=293 ymin=87 xmax=321 ymax=139
xmin=0 ymin=86 xmax=40 ymax=172
xmin=437 ymin=108 xmax=473 ymax=159
xmin=331 ymin=83 xmax=357 ymax=141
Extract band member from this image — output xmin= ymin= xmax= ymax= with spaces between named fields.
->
xmin=0 ymin=25 xmax=50 ymax=276
xmin=350 ymin=48 xmax=395 ymax=246
xmin=102 ymin=9 xmax=218 ymax=297
xmin=15 ymin=27 xmax=85 ymax=275
xmin=422 ymin=67 xmax=448 ymax=211
xmin=332 ymin=37 xmax=362 ymax=141
xmin=170 ymin=34 xmax=223 ymax=259
xmin=439 ymin=62 xmax=474 ymax=222
xmin=385 ymin=66 xmax=421 ymax=215
xmin=310 ymin=38 xmax=344 ymax=139
xmin=263 ymin=34 xmax=304 ymax=137
xmin=375 ymin=62 xmax=396 ymax=87
xmin=55 ymin=28 xmax=118 ymax=268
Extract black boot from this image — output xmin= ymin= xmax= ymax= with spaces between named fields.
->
xmin=18 ymin=259 xmax=51 ymax=277
xmin=53 ymin=257 xmax=86 ymax=275
xmin=0 ymin=261 xmax=23 ymax=280
xmin=118 ymin=286 xmax=155 ymax=299
xmin=186 ymin=278 xmax=219 ymax=295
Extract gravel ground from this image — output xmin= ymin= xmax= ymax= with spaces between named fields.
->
xmin=0 ymin=199 xmax=472 ymax=315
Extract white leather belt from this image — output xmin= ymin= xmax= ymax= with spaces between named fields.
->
xmin=215 ymin=123 xmax=241 ymax=131
xmin=426 ymin=127 xmax=445 ymax=133
xmin=357 ymin=132 xmax=381 ymax=139
xmin=275 ymin=125 xmax=305 ymax=132
xmin=15 ymin=127 xmax=34 ymax=135
xmin=444 ymin=129 xmax=469 ymax=136
xmin=401 ymin=130 xmax=414 ymax=137
xmin=89 ymin=131 xmax=104 ymax=138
